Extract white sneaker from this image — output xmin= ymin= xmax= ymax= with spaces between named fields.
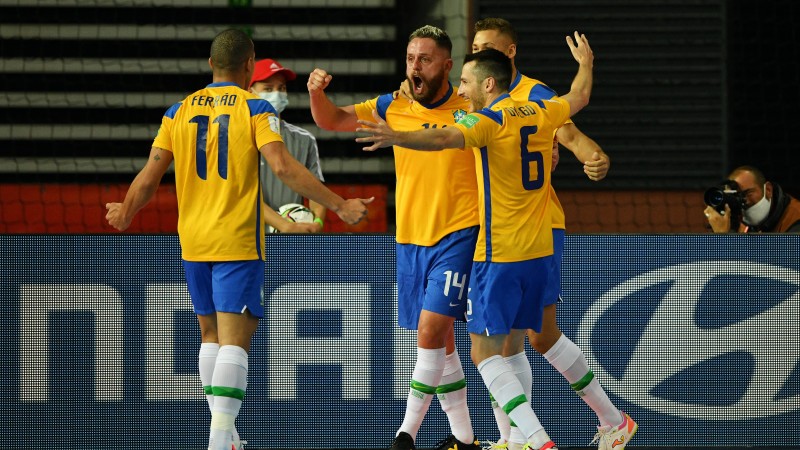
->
xmin=591 ymin=411 xmax=638 ymax=450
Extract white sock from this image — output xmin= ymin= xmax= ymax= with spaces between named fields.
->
xmin=199 ymin=343 xmax=219 ymax=412
xmin=399 ymin=347 xmax=446 ymax=440
xmin=209 ymin=345 xmax=248 ymax=450
xmin=477 ymin=356 xmax=549 ymax=448
xmin=543 ymin=334 xmax=622 ymax=427
xmin=505 ymin=352 xmax=532 ymax=446
xmin=490 ymin=392 xmax=511 ymax=443
xmin=437 ymin=349 xmax=474 ymax=443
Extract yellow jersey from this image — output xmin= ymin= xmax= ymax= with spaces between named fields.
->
xmin=153 ymin=81 xmax=283 ymax=261
xmin=453 ymin=94 xmax=570 ymax=262
xmin=508 ymin=72 xmax=568 ymax=230
xmin=354 ymin=84 xmax=479 ymax=246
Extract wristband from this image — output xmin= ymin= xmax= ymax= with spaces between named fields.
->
xmin=314 ymin=217 xmax=324 ymax=227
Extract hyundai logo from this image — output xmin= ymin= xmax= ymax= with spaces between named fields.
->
xmin=576 ymin=261 xmax=800 ymax=420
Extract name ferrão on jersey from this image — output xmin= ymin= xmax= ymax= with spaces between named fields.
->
xmin=576 ymin=261 xmax=800 ymax=420
xmin=190 ymin=93 xmax=238 ymax=107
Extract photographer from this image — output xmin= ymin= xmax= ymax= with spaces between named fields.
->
xmin=704 ymin=165 xmax=800 ymax=233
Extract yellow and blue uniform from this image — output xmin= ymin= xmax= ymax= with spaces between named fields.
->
xmin=509 ymin=71 xmax=571 ymax=306
xmin=453 ymin=93 xmax=570 ymax=334
xmin=354 ymin=84 xmax=478 ymax=246
xmin=354 ymin=84 xmax=479 ymax=329
xmin=153 ymin=81 xmax=282 ymax=317
xmin=153 ymin=81 xmax=282 ymax=262
xmin=508 ymin=71 xmax=568 ymax=230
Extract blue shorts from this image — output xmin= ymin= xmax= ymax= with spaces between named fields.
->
xmin=183 ymin=260 xmax=265 ymax=318
xmin=467 ymin=256 xmax=554 ymax=335
xmin=396 ymin=226 xmax=479 ymax=330
xmin=546 ymin=228 xmax=565 ymax=306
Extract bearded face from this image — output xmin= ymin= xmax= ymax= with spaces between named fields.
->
xmin=406 ymin=70 xmax=447 ymax=105
xmin=405 ymin=38 xmax=452 ymax=105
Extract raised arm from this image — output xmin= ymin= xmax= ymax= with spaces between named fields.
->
xmin=560 ymin=31 xmax=594 ymax=117
xmin=355 ymin=109 xmax=465 ymax=151
xmin=307 ymin=68 xmax=360 ymax=131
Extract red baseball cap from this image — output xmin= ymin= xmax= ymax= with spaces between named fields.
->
xmin=250 ymin=59 xmax=297 ymax=88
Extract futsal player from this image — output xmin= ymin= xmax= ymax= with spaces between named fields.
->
xmin=355 ymin=32 xmax=594 ymax=450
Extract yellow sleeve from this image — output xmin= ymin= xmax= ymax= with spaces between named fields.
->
xmin=353 ymin=97 xmax=380 ymax=122
xmin=453 ymin=112 xmax=500 ymax=149
xmin=546 ymin=97 xmax=571 ymax=128
xmin=254 ymin=111 xmax=284 ymax=148
xmin=152 ymin=116 xmax=173 ymax=151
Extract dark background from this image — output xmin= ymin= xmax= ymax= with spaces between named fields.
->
xmin=2 ymin=0 xmax=798 ymax=231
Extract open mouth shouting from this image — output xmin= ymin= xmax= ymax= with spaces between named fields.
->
xmin=412 ymin=75 xmax=424 ymax=94
xmin=407 ymin=71 xmax=445 ymax=105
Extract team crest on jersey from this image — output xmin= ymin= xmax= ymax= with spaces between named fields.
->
xmin=452 ymin=109 xmax=467 ymax=123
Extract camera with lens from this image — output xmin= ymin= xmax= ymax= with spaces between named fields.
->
xmin=704 ymin=179 xmax=746 ymax=230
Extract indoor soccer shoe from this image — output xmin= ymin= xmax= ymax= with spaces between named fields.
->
xmin=390 ymin=432 xmax=416 ymax=450
xmin=591 ymin=411 xmax=638 ymax=450
xmin=522 ymin=441 xmax=558 ymax=450
xmin=434 ymin=434 xmax=481 ymax=450
xmin=482 ymin=440 xmax=508 ymax=450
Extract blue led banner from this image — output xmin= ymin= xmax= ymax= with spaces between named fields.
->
xmin=1 ymin=234 xmax=797 ymax=449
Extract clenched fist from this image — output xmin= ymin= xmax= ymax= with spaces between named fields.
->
xmin=307 ymin=68 xmax=333 ymax=94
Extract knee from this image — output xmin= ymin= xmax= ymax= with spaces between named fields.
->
xmin=529 ymin=330 xmax=561 ymax=355
xmin=416 ymin=315 xmax=453 ymax=348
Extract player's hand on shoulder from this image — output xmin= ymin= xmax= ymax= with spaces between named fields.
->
xmin=308 ymin=68 xmax=333 ymax=93
xmin=584 ymin=151 xmax=610 ymax=181
xmin=392 ymin=79 xmax=414 ymax=103
xmin=334 ymin=197 xmax=374 ymax=225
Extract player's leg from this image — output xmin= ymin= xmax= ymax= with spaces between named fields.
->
xmin=528 ymin=229 xmax=630 ymax=442
xmin=426 ymin=227 xmax=478 ymax=449
xmin=473 ymin=331 xmax=553 ymax=450
xmin=197 ymin=315 xmax=219 ymax=413
xmin=207 ymin=260 xmax=264 ymax=450
xmin=397 ymin=309 xmax=449 ymax=447
xmin=393 ymin=227 xmax=478 ymax=450
xmin=392 ymin=242 xmax=440 ymax=450
xmin=185 ymin=262 xmax=229 ymax=448
xmin=469 ymin=259 xmax=557 ymax=450
xmin=501 ymin=342 xmax=532 ymax=450
xmin=436 ymin=325 xmax=475 ymax=449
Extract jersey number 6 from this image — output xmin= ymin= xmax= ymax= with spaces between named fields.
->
xmin=520 ymin=125 xmax=544 ymax=191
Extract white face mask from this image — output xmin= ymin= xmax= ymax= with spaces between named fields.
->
xmin=743 ymin=183 xmax=771 ymax=225
xmin=257 ymin=91 xmax=289 ymax=115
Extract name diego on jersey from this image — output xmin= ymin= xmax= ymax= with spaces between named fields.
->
xmin=501 ymin=104 xmax=537 ymax=118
